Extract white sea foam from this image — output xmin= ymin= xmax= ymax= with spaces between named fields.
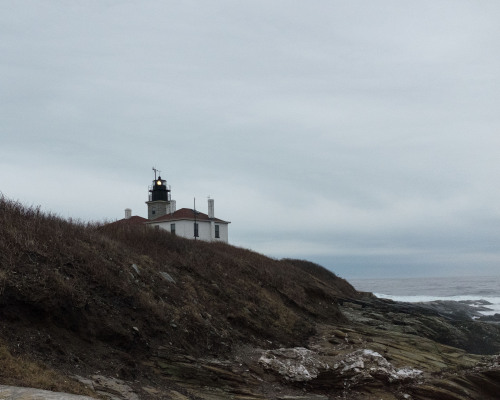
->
xmin=372 ymin=293 xmax=500 ymax=316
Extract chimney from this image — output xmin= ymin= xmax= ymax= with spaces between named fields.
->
xmin=208 ymin=198 xmax=214 ymax=219
xmin=167 ymin=200 xmax=176 ymax=214
xmin=125 ymin=208 xmax=132 ymax=219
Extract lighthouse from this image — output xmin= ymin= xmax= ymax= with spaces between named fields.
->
xmin=112 ymin=167 xmax=229 ymax=242
xmin=146 ymin=167 xmax=173 ymax=220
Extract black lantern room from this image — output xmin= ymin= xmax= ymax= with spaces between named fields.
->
xmin=149 ymin=176 xmax=170 ymax=201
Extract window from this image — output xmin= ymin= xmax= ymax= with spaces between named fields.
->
xmin=152 ymin=210 xmax=156 ymax=215
xmin=194 ymin=222 xmax=199 ymax=237
xmin=170 ymin=223 xmax=176 ymax=235
xmin=215 ymin=224 xmax=220 ymax=239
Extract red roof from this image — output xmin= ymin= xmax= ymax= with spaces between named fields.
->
xmin=146 ymin=208 xmax=230 ymax=224
xmin=107 ymin=215 xmax=149 ymax=226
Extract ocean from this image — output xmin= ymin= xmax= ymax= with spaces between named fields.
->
xmin=350 ymin=275 xmax=500 ymax=317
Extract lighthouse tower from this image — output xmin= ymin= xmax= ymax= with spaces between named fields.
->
xmin=146 ymin=167 xmax=173 ymax=220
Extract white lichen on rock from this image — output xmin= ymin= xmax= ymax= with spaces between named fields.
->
xmin=259 ymin=347 xmax=329 ymax=381
xmin=340 ymin=349 xmax=423 ymax=384
xmin=259 ymin=347 xmax=422 ymax=385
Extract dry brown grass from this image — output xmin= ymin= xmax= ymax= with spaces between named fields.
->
xmin=0 ymin=195 xmax=360 ymax=390
xmin=0 ymin=342 xmax=96 ymax=397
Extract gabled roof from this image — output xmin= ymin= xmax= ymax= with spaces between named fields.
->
xmin=146 ymin=208 xmax=230 ymax=224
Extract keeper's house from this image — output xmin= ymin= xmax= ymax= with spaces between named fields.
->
xmin=120 ymin=170 xmax=230 ymax=243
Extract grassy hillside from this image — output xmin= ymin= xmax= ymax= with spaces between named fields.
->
xmin=0 ymin=195 xmax=359 ymax=392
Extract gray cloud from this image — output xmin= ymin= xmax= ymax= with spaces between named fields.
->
xmin=2 ymin=1 xmax=500 ymax=278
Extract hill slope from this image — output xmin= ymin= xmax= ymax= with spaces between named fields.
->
xmin=0 ymin=196 xmax=358 ymax=395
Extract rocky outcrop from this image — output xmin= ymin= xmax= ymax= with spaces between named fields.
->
xmin=259 ymin=347 xmax=329 ymax=382
xmin=74 ymin=375 xmax=138 ymax=400
xmin=259 ymin=347 xmax=422 ymax=387
xmin=144 ymin=298 xmax=500 ymax=399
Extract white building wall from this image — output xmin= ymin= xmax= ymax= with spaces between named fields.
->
xmin=198 ymin=221 xmax=212 ymax=241
xmin=216 ymin=223 xmax=229 ymax=242
xmin=162 ymin=220 xmax=193 ymax=238
xmin=149 ymin=219 xmax=228 ymax=243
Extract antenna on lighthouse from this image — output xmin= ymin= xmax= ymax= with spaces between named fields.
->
xmin=152 ymin=166 xmax=161 ymax=180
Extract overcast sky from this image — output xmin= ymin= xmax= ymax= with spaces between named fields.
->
xmin=2 ymin=1 xmax=500 ymax=279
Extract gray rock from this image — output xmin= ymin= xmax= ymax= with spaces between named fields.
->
xmin=259 ymin=347 xmax=422 ymax=387
xmin=0 ymin=385 xmax=94 ymax=400
xmin=159 ymin=271 xmax=175 ymax=283
xmin=90 ymin=375 xmax=139 ymax=400
xmin=259 ymin=347 xmax=328 ymax=381
xmin=131 ymin=264 xmax=140 ymax=275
